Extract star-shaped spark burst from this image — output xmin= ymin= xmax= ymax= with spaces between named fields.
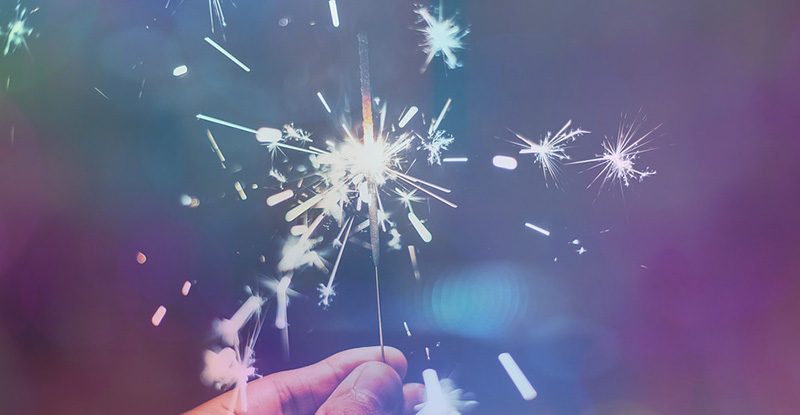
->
xmin=415 ymin=369 xmax=478 ymax=415
xmin=510 ymin=120 xmax=589 ymax=187
xmin=571 ymin=114 xmax=659 ymax=191
xmin=2 ymin=3 xmax=36 ymax=57
xmin=414 ymin=5 xmax=469 ymax=72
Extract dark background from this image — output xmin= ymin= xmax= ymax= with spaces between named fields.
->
xmin=1 ymin=0 xmax=799 ymax=414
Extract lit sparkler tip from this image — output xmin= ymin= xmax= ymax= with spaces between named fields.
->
xmin=498 ymin=353 xmax=537 ymax=401
xmin=416 ymin=369 xmax=477 ymax=414
xmin=524 ymin=223 xmax=550 ymax=237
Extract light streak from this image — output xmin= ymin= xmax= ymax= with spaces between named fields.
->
xmin=408 ymin=245 xmax=421 ymax=280
xmin=234 ymin=181 xmax=247 ymax=200
xmin=181 ymin=281 xmax=192 ymax=296
xmin=409 ymin=211 xmax=432 ymax=243
xmin=492 ymin=155 xmax=518 ymax=170
xmin=151 ymin=305 xmax=167 ymax=326
xmin=204 ymin=36 xmax=251 ymax=72
xmin=267 ymin=189 xmax=294 ymax=206
xmin=524 ymin=222 xmax=550 ymax=237
xmin=317 ymin=91 xmax=332 ymax=113
xmin=94 ymin=87 xmax=110 ymax=101
xmin=404 ymin=321 xmax=412 ymax=337
xmin=328 ymin=0 xmax=340 ymax=28
xmin=498 ymin=353 xmax=537 ymax=401
xmin=206 ymin=130 xmax=226 ymax=168
xmin=398 ymin=106 xmax=419 ymax=128
xmin=197 ymin=114 xmax=322 ymax=155
xmin=443 ymin=157 xmax=468 ymax=162
xmin=512 ymin=120 xmax=589 ymax=187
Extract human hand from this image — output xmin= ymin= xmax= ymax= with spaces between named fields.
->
xmin=185 ymin=346 xmax=426 ymax=415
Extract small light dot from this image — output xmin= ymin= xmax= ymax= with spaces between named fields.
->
xmin=172 ymin=65 xmax=188 ymax=77
xmin=136 ymin=252 xmax=147 ymax=264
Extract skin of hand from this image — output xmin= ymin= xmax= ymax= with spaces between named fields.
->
xmin=185 ymin=346 xmax=427 ymax=415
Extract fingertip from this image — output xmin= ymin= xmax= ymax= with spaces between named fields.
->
xmin=317 ymin=361 xmax=404 ymax=415
xmin=383 ymin=346 xmax=408 ymax=380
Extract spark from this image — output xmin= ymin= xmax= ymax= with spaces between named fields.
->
xmin=492 ymin=155 xmax=518 ymax=170
xmin=524 ymin=223 xmax=550 ymax=237
xmin=328 ymin=0 xmax=340 ymax=28
xmin=421 ymin=130 xmax=455 ymax=165
xmin=267 ymin=189 xmax=294 ymax=206
xmin=136 ymin=252 xmax=147 ymax=264
xmin=181 ymin=281 xmax=192 ymax=296
xmin=404 ymin=321 xmax=412 ymax=337
xmin=408 ymin=211 xmax=432 ymax=243
xmin=167 ymin=0 xmax=231 ymax=36
xmin=172 ymin=65 xmax=188 ymax=76
xmin=498 ymin=353 xmax=537 ymax=401
xmin=151 ymin=305 xmax=167 ymax=326
xmin=215 ymin=295 xmax=264 ymax=347
xmin=415 ymin=369 xmax=478 ymax=415
xmin=2 ymin=3 xmax=35 ymax=57
xmin=234 ymin=181 xmax=247 ymax=200
xmin=317 ymin=91 xmax=332 ymax=113
xmin=206 ymin=130 xmax=227 ymax=169
xmin=398 ymin=106 xmax=419 ymax=128
xmin=571 ymin=114 xmax=659 ymax=190
xmin=511 ymin=120 xmax=589 ymax=186
xmin=94 ymin=87 xmax=110 ymax=101
xmin=577 ymin=246 xmax=587 ymax=255
xmin=442 ymin=157 xmax=468 ymax=163
xmin=197 ymin=114 xmax=321 ymax=155
xmin=414 ymin=6 xmax=469 ymax=72
xmin=274 ymin=277 xmax=291 ymax=329
xmin=408 ymin=245 xmax=421 ymax=280
xmin=204 ymin=37 xmax=251 ymax=72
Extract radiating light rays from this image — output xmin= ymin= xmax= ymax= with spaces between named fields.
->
xmin=511 ymin=120 xmax=589 ymax=187
xmin=414 ymin=5 xmax=469 ymax=72
xmin=571 ymin=114 xmax=659 ymax=191
xmin=2 ymin=3 xmax=36 ymax=57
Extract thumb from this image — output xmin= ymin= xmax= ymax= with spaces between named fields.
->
xmin=315 ymin=361 xmax=403 ymax=415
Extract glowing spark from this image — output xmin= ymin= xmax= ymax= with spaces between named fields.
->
xmin=408 ymin=245 xmax=421 ymax=280
xmin=317 ymin=92 xmax=332 ymax=113
xmin=398 ymin=106 xmax=419 ymax=128
xmin=206 ymin=130 xmax=226 ymax=169
xmin=267 ymin=189 xmax=294 ymax=206
xmin=275 ymin=276 xmax=291 ymax=329
xmin=94 ymin=87 xmax=110 ymax=101
xmin=181 ymin=281 xmax=192 ymax=296
xmin=215 ymin=295 xmax=264 ymax=347
xmin=136 ymin=252 xmax=147 ymax=264
xmin=234 ymin=181 xmax=247 ymax=200
xmin=524 ymin=223 xmax=550 ymax=237
xmin=442 ymin=157 xmax=468 ymax=163
xmin=328 ymin=0 xmax=340 ymax=28
xmin=492 ymin=155 xmax=518 ymax=170
xmin=404 ymin=321 xmax=412 ymax=337
xmin=2 ymin=4 xmax=35 ymax=56
xmin=172 ymin=65 xmax=188 ymax=76
xmin=512 ymin=120 xmax=589 ymax=186
xmin=429 ymin=98 xmax=451 ymax=136
xmin=577 ymin=246 xmax=587 ymax=255
xmin=421 ymin=130 xmax=455 ymax=165
xmin=409 ymin=211 xmax=432 ymax=243
xmin=416 ymin=369 xmax=478 ymax=415
xmin=415 ymin=6 xmax=469 ymax=72
xmin=498 ymin=353 xmax=537 ymax=401
xmin=571 ymin=115 xmax=659 ymax=190
xmin=425 ymin=347 xmax=431 ymax=360
xmin=151 ymin=306 xmax=167 ymax=326
xmin=204 ymin=37 xmax=251 ymax=72
xmin=197 ymin=114 xmax=321 ymax=155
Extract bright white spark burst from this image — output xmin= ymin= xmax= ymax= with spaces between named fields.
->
xmin=415 ymin=369 xmax=478 ymax=415
xmin=511 ymin=120 xmax=589 ymax=187
xmin=204 ymin=295 xmax=267 ymax=412
xmin=572 ymin=114 xmax=659 ymax=190
xmin=415 ymin=6 xmax=469 ymax=72
xmin=2 ymin=4 xmax=36 ymax=57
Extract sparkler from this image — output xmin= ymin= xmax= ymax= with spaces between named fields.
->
xmin=2 ymin=3 xmax=36 ymax=57
xmin=510 ymin=120 xmax=589 ymax=187
xmin=570 ymin=114 xmax=659 ymax=191
xmin=414 ymin=5 xmax=469 ymax=72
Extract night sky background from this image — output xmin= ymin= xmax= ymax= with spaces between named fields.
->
xmin=2 ymin=0 xmax=800 ymax=414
